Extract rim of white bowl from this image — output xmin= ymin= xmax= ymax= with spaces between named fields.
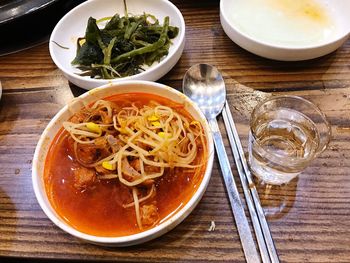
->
xmin=220 ymin=0 xmax=350 ymax=51
xmin=32 ymin=80 xmax=214 ymax=245
xmin=49 ymin=0 xmax=185 ymax=85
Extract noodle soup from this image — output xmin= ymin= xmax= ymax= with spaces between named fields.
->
xmin=44 ymin=93 xmax=208 ymax=237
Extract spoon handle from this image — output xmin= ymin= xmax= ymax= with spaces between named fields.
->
xmin=208 ymin=118 xmax=261 ymax=263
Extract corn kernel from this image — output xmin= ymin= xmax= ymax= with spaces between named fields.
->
xmin=86 ymin=122 xmax=102 ymax=134
xmin=151 ymin=121 xmax=161 ymax=127
xmin=190 ymin=121 xmax=200 ymax=126
xmin=158 ymin=132 xmax=170 ymax=139
xmin=78 ymin=38 xmax=86 ymax=46
xmin=102 ymin=161 xmax=116 ymax=171
xmin=119 ymin=127 xmax=128 ymax=134
xmin=147 ymin=115 xmax=159 ymax=121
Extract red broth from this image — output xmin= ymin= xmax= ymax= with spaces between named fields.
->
xmin=44 ymin=93 xmax=207 ymax=237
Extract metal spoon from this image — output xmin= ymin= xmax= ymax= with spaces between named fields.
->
xmin=182 ymin=63 xmax=261 ymax=263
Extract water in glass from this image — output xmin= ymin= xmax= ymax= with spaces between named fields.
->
xmin=249 ymin=108 xmax=320 ymax=185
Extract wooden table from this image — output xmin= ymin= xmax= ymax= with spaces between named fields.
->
xmin=1 ymin=1 xmax=349 ymax=262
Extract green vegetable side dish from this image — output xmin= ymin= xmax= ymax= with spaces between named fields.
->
xmin=71 ymin=12 xmax=179 ymax=79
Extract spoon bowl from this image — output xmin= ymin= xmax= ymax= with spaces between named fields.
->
xmin=182 ymin=64 xmax=226 ymax=119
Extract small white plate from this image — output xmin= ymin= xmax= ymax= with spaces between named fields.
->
xmin=220 ymin=0 xmax=350 ymax=61
xmin=49 ymin=0 xmax=185 ymax=90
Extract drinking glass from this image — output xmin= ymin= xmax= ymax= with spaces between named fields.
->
xmin=248 ymin=95 xmax=331 ymax=185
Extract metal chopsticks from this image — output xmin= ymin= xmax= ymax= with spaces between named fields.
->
xmin=222 ymin=101 xmax=280 ymax=263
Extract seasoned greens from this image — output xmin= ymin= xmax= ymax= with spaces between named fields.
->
xmin=72 ymin=13 xmax=179 ymax=79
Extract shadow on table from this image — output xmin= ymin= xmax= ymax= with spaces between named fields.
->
xmin=69 ymin=83 xmax=87 ymax=97
xmin=254 ymin=176 xmax=298 ymax=220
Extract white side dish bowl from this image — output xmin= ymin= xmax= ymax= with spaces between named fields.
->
xmin=49 ymin=0 xmax=185 ymax=90
xmin=32 ymin=81 xmax=214 ymax=246
xmin=220 ymin=0 xmax=350 ymax=61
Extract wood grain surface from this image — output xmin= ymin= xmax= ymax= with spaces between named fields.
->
xmin=1 ymin=0 xmax=350 ymax=262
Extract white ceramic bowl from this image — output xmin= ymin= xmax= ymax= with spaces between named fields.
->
xmin=49 ymin=0 xmax=185 ymax=90
xmin=32 ymin=81 xmax=214 ymax=246
xmin=220 ymin=0 xmax=350 ymax=61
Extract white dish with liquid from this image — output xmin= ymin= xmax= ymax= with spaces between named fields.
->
xmin=220 ymin=0 xmax=350 ymax=61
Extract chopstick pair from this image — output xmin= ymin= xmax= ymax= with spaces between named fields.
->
xmin=222 ymin=102 xmax=280 ymax=263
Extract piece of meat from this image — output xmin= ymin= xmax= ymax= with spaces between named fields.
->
xmin=99 ymin=110 xmax=112 ymax=124
xmin=129 ymin=157 xmax=161 ymax=175
xmin=130 ymin=159 xmax=141 ymax=172
xmin=106 ymin=135 xmax=122 ymax=152
xmin=136 ymin=141 xmax=152 ymax=151
xmin=76 ymin=143 xmax=113 ymax=164
xmin=129 ymin=159 xmax=156 ymax=186
xmin=90 ymin=110 xmax=112 ymax=124
xmin=72 ymin=167 xmax=96 ymax=190
xmin=76 ymin=145 xmax=102 ymax=164
xmin=122 ymin=158 xmax=141 ymax=181
xmin=95 ymin=165 xmax=110 ymax=175
xmin=69 ymin=111 xmax=89 ymax=124
xmin=144 ymin=164 xmax=160 ymax=174
xmin=140 ymin=203 xmax=159 ymax=226
xmin=94 ymin=136 xmax=108 ymax=148
xmin=141 ymin=179 xmax=154 ymax=186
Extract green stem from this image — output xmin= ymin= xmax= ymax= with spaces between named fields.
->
xmin=102 ymin=37 xmax=117 ymax=78
xmin=111 ymin=16 xmax=169 ymax=64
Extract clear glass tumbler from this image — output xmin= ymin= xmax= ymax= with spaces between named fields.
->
xmin=248 ymin=95 xmax=331 ymax=185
